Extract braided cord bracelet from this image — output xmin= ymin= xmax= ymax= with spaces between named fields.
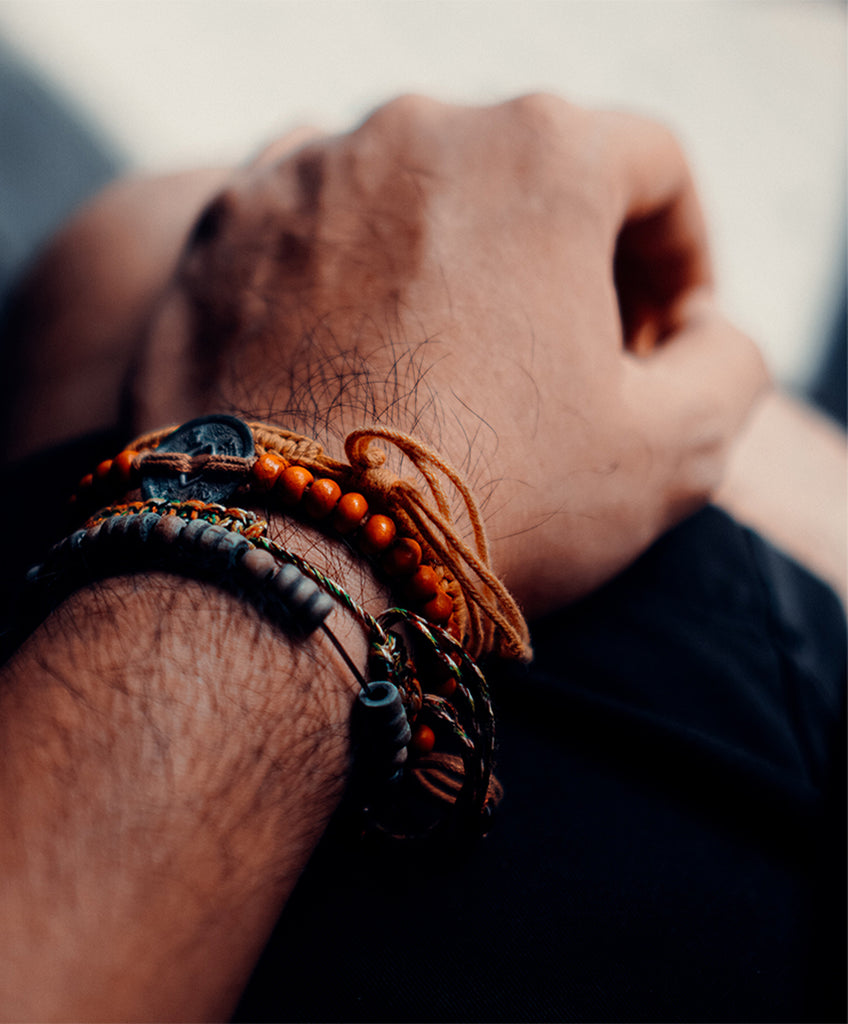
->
xmin=24 ymin=431 xmax=505 ymax=840
xmin=69 ymin=415 xmax=532 ymax=662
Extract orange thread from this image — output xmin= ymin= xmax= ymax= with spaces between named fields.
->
xmin=123 ymin=420 xmax=531 ymax=661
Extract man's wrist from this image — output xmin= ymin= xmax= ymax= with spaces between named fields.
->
xmin=0 ymin=515 xmax=383 ymax=1020
xmin=8 ymin=510 xmax=385 ymax=821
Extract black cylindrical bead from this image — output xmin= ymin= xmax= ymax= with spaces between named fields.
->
xmin=25 ymin=564 xmax=43 ymax=587
xmin=193 ymin=522 xmax=233 ymax=570
xmin=271 ymin=563 xmax=307 ymax=598
xmin=179 ymin=518 xmax=212 ymax=550
xmin=67 ymin=528 xmax=90 ymax=555
xmin=98 ymin=515 xmax=141 ymax=572
xmin=266 ymin=564 xmax=333 ymax=634
xmin=98 ymin=514 xmax=126 ymax=540
xmin=125 ymin=512 xmax=163 ymax=547
xmin=355 ymin=680 xmax=412 ymax=771
xmin=278 ymin=572 xmax=319 ymax=611
xmin=296 ymin=589 xmax=335 ymax=633
xmin=62 ymin=527 xmax=96 ymax=580
xmin=239 ymin=547 xmax=277 ymax=582
xmin=214 ymin=529 xmax=252 ymax=568
xmin=77 ymin=521 xmax=110 ymax=571
xmin=151 ymin=513 xmax=186 ymax=550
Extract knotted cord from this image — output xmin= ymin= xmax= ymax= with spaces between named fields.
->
xmin=129 ymin=421 xmax=531 ymax=661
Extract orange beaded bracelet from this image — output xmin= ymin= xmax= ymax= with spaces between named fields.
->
xmin=69 ymin=415 xmax=531 ymax=662
xmin=237 ymin=454 xmax=454 ymax=627
xmin=73 ymin=449 xmax=455 ymax=632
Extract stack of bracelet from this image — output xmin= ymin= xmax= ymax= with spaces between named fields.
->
xmin=25 ymin=414 xmax=530 ymax=840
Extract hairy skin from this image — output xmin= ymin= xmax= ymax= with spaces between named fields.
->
xmin=4 ymin=96 xmax=768 ymax=617
xmin=1 ymin=94 xmax=841 ymax=1021
xmin=126 ymin=97 xmax=767 ymax=617
xmin=0 ymin=523 xmax=386 ymax=1022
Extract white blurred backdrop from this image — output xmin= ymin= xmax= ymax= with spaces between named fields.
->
xmin=0 ymin=0 xmax=844 ymax=385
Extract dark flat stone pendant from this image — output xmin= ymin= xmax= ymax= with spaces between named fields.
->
xmin=140 ymin=414 xmax=254 ymax=503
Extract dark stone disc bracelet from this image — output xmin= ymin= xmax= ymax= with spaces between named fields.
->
xmin=24 ymin=508 xmax=335 ymax=637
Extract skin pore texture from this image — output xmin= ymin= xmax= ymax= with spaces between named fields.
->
xmin=0 ymin=95 xmax=843 ymax=1020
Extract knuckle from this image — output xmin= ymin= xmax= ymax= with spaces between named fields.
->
xmin=358 ymin=93 xmax=443 ymax=134
xmin=502 ymin=91 xmax=577 ymax=133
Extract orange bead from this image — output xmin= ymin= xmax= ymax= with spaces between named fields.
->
xmin=275 ymin=465 xmax=314 ymax=506
xmin=303 ymin=477 xmax=342 ymax=519
xmin=406 ymin=565 xmax=439 ymax=601
xmin=382 ymin=537 xmax=422 ymax=576
xmin=411 ymin=723 xmax=436 ymax=756
xmin=110 ymin=449 xmax=138 ymax=486
xmin=360 ymin=514 xmax=397 ymax=554
xmin=421 ymin=589 xmax=453 ymax=625
xmin=78 ymin=473 xmax=94 ymax=492
xmin=95 ymin=459 xmax=113 ymax=482
xmin=332 ymin=492 xmax=369 ymax=534
xmin=434 ymin=675 xmax=457 ymax=698
xmin=252 ymin=450 xmax=288 ymax=491
xmin=109 ymin=450 xmax=136 ymax=485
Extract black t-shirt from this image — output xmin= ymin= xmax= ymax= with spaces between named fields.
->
xmin=236 ymin=507 xmax=846 ymax=1023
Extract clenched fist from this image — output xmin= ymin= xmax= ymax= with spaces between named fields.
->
xmin=6 ymin=94 xmax=768 ymax=615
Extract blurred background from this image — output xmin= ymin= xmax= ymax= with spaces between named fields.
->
xmin=0 ymin=0 xmax=844 ymax=392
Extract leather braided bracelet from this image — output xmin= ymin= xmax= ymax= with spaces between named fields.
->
xmin=23 ymin=414 xmax=531 ymax=840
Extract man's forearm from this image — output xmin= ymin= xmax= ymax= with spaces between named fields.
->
xmin=716 ymin=390 xmax=847 ymax=604
xmin=0 ymin=526 xmax=379 ymax=1021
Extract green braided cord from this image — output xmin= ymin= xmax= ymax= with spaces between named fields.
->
xmin=422 ymin=694 xmax=475 ymax=751
xmin=88 ymin=499 xmax=266 ymax=534
xmin=378 ymin=605 xmax=495 ymax=825
xmin=364 ymin=634 xmax=400 ymax=684
xmin=378 ymin=607 xmax=495 ymax=737
xmin=378 ymin=608 xmax=469 ymax=686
